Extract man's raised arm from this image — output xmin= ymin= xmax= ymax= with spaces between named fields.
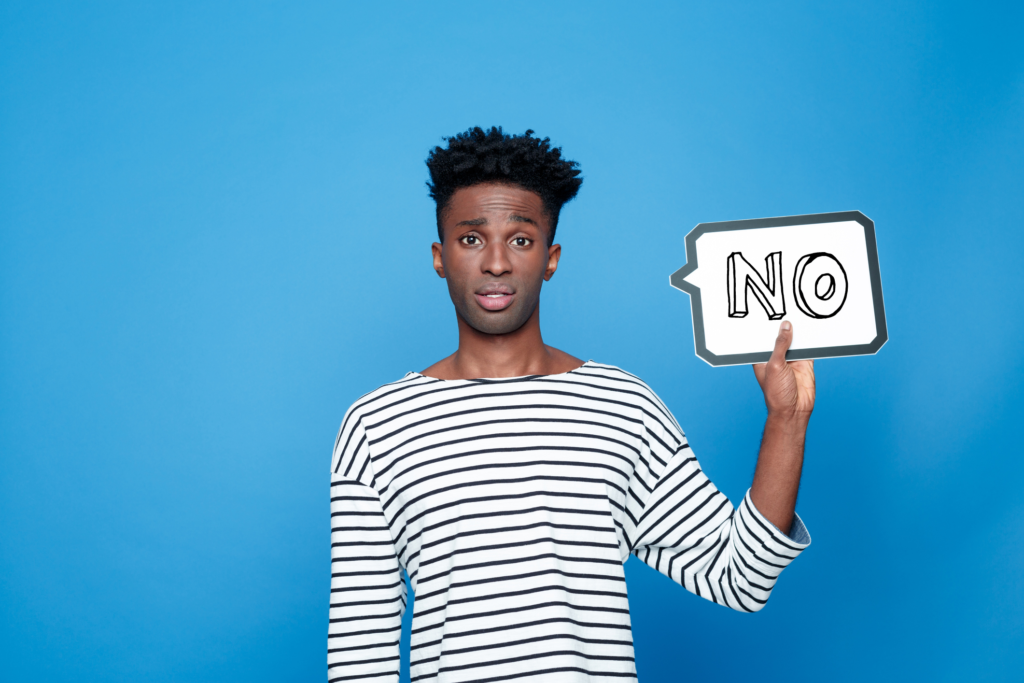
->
xmin=750 ymin=321 xmax=816 ymax=536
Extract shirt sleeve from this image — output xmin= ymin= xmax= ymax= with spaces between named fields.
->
xmin=328 ymin=414 xmax=407 ymax=682
xmin=624 ymin=398 xmax=810 ymax=613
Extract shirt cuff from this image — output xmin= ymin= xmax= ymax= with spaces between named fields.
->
xmin=736 ymin=490 xmax=811 ymax=578
xmin=782 ymin=512 xmax=811 ymax=545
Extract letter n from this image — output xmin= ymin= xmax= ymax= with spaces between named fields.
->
xmin=726 ymin=252 xmax=786 ymax=320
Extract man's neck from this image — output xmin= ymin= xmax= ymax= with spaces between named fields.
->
xmin=420 ymin=307 xmax=584 ymax=380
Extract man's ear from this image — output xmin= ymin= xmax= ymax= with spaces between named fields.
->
xmin=431 ymin=242 xmax=445 ymax=278
xmin=544 ymin=243 xmax=561 ymax=281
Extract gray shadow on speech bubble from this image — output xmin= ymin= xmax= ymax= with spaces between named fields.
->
xmin=670 ymin=211 xmax=888 ymax=366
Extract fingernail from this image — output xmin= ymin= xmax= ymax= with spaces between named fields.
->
xmin=781 ymin=321 xmax=791 ymax=331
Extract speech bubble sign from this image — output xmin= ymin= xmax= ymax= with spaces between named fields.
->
xmin=670 ymin=211 xmax=887 ymax=366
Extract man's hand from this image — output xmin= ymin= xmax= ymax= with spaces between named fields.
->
xmin=752 ymin=321 xmax=816 ymax=421
xmin=749 ymin=321 xmax=815 ymax=535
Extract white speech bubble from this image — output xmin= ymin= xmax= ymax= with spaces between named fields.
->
xmin=670 ymin=211 xmax=887 ymax=366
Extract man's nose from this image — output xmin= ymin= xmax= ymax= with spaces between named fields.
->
xmin=482 ymin=240 xmax=512 ymax=276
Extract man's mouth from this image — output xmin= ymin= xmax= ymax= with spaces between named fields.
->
xmin=474 ymin=285 xmax=515 ymax=311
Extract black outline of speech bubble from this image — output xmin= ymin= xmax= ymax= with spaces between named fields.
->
xmin=670 ymin=211 xmax=888 ymax=366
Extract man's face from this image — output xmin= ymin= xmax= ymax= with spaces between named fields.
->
xmin=432 ymin=182 xmax=561 ymax=335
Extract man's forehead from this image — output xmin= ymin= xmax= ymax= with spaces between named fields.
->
xmin=455 ymin=215 xmax=535 ymax=227
xmin=447 ymin=183 xmax=546 ymax=219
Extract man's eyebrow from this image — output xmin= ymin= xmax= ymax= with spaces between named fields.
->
xmin=455 ymin=217 xmax=487 ymax=227
xmin=510 ymin=215 xmax=536 ymax=225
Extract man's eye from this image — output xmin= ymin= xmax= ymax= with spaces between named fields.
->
xmin=513 ymin=237 xmax=531 ymax=247
xmin=460 ymin=235 xmax=480 ymax=245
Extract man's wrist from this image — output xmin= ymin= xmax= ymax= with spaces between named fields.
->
xmin=764 ymin=410 xmax=811 ymax=434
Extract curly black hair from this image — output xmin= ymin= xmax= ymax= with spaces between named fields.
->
xmin=426 ymin=126 xmax=583 ymax=244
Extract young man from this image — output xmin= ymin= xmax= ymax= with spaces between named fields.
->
xmin=328 ymin=127 xmax=814 ymax=682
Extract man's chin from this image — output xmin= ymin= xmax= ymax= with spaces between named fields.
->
xmin=460 ymin=306 xmax=532 ymax=336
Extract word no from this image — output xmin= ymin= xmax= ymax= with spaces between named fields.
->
xmin=726 ymin=251 xmax=848 ymax=320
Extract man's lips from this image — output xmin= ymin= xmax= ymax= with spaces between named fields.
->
xmin=474 ymin=292 xmax=515 ymax=311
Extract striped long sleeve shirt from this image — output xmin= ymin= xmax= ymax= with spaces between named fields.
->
xmin=328 ymin=361 xmax=810 ymax=683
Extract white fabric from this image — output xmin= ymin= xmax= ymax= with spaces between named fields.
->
xmin=328 ymin=361 xmax=810 ymax=682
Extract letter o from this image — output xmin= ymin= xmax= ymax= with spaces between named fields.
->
xmin=794 ymin=253 xmax=848 ymax=319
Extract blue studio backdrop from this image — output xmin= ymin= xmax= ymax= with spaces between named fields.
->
xmin=2 ymin=2 xmax=1022 ymax=681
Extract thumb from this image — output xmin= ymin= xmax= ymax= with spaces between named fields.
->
xmin=769 ymin=320 xmax=793 ymax=366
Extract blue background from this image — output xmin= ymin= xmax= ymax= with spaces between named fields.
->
xmin=2 ymin=2 xmax=1022 ymax=681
